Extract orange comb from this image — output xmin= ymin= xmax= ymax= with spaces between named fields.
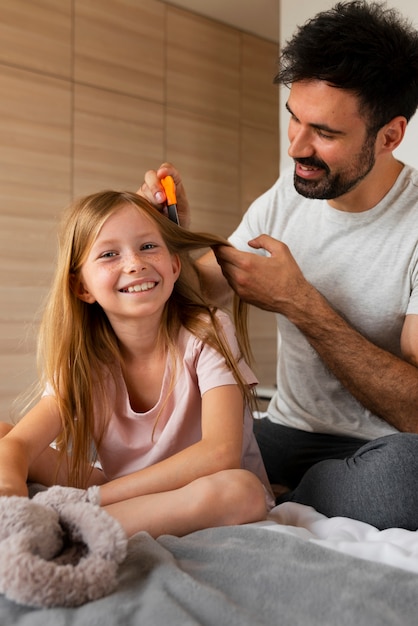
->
xmin=161 ymin=176 xmax=179 ymax=224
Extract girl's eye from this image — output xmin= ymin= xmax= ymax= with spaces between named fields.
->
xmin=141 ymin=243 xmax=157 ymax=250
xmin=100 ymin=251 xmax=117 ymax=259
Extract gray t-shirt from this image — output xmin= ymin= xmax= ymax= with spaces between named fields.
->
xmin=229 ymin=164 xmax=418 ymax=439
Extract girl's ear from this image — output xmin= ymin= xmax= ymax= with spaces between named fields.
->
xmin=70 ymin=273 xmax=96 ymax=304
xmin=172 ymin=253 xmax=181 ymax=281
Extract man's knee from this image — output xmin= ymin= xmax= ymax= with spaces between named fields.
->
xmin=354 ymin=433 xmax=418 ymax=475
xmin=385 ymin=432 xmax=418 ymax=461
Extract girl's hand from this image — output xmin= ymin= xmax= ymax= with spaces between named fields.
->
xmin=0 ymin=396 xmax=62 ymax=497
xmin=0 ymin=481 xmax=28 ymax=498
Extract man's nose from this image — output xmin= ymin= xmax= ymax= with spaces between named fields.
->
xmin=288 ymin=126 xmax=315 ymax=160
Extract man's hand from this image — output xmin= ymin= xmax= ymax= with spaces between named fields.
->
xmin=214 ymin=234 xmax=313 ymax=318
xmin=138 ymin=162 xmax=191 ymax=229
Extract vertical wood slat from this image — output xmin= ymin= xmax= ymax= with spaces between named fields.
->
xmin=73 ymin=84 xmax=165 ymax=197
xmin=74 ymin=0 xmax=165 ymax=101
xmin=0 ymin=0 xmax=72 ymax=78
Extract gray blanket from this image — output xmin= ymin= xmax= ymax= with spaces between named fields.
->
xmin=1 ymin=525 xmax=417 ymax=625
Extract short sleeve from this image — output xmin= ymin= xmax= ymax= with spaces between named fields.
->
xmin=194 ymin=311 xmax=258 ymax=396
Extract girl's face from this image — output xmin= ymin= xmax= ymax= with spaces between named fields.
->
xmin=76 ymin=203 xmax=181 ymax=327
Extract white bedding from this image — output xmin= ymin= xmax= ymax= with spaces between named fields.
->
xmin=251 ymin=501 xmax=418 ymax=574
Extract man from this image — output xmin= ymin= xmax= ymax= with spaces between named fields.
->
xmin=140 ymin=1 xmax=418 ymax=530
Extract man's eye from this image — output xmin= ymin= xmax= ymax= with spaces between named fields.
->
xmin=317 ymin=130 xmax=334 ymax=140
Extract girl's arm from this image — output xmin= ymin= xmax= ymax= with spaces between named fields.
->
xmin=99 ymin=384 xmax=245 ymax=506
xmin=0 ymin=396 xmax=62 ymax=496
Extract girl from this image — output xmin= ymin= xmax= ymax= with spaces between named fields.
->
xmin=0 ymin=191 xmax=273 ymax=538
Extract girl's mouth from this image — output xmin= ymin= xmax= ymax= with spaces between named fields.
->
xmin=120 ymin=281 xmax=156 ymax=293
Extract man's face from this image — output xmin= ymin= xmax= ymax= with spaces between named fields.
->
xmin=286 ymin=80 xmax=376 ymax=201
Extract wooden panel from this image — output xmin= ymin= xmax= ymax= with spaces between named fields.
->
xmin=248 ymin=307 xmax=278 ymax=387
xmin=239 ymin=35 xmax=280 ymax=386
xmin=0 ymin=65 xmax=71 ymax=417
xmin=167 ymin=6 xmax=240 ymax=124
xmin=240 ymin=124 xmax=280 ymax=212
xmin=74 ymin=0 xmax=165 ymax=102
xmin=0 ymin=66 xmax=72 ymax=216
xmin=0 ymin=287 xmax=46 ymax=352
xmin=0 ymin=216 xmax=56 ymax=286
xmin=0 ymin=353 xmax=38 ymax=421
xmin=240 ymin=33 xmax=280 ymax=213
xmin=0 ymin=0 xmax=72 ymax=77
xmin=73 ymin=84 xmax=165 ymax=197
xmin=166 ymin=107 xmax=240 ymax=237
xmin=0 ymin=216 xmax=57 ymax=416
xmin=0 ymin=284 xmax=50 ymax=421
xmin=241 ymin=34 xmax=280 ymax=130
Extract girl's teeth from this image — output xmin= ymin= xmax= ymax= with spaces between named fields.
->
xmin=126 ymin=282 xmax=155 ymax=293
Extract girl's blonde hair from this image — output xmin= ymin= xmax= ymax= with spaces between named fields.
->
xmin=33 ymin=191 xmax=255 ymax=487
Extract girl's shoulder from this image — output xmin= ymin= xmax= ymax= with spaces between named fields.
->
xmin=192 ymin=308 xmax=235 ymax=337
xmin=178 ymin=309 xmax=237 ymax=356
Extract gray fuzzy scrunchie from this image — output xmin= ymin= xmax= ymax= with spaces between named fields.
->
xmin=0 ymin=485 xmax=127 ymax=608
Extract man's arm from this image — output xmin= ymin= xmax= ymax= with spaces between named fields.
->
xmin=196 ymin=250 xmax=234 ymax=309
xmin=214 ymin=234 xmax=418 ymax=432
xmin=293 ymin=288 xmax=418 ymax=432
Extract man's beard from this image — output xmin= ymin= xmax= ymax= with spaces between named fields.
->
xmin=293 ymin=134 xmax=376 ymax=200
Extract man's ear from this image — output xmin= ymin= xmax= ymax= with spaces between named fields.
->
xmin=379 ymin=116 xmax=407 ymax=152
xmin=71 ymin=274 xmax=96 ymax=304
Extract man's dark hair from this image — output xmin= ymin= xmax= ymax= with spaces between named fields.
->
xmin=275 ymin=1 xmax=418 ymax=130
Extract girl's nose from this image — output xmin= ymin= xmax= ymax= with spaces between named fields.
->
xmin=126 ymin=251 xmax=146 ymax=273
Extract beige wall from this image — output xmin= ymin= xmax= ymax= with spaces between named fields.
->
xmin=0 ymin=0 xmax=279 ymax=419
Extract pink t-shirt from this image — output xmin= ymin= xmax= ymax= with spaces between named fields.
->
xmin=44 ymin=311 xmax=274 ymax=507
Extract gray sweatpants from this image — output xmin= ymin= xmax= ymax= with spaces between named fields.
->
xmin=254 ymin=418 xmax=418 ymax=530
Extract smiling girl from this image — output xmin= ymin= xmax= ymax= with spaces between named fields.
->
xmin=0 ymin=191 xmax=272 ymax=538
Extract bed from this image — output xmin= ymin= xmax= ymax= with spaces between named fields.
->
xmin=1 ymin=500 xmax=418 ymax=626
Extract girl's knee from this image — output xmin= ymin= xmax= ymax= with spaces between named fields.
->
xmin=0 ymin=422 xmax=13 ymax=438
xmin=195 ymin=469 xmax=267 ymax=526
xmin=231 ymin=470 xmax=268 ymax=523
